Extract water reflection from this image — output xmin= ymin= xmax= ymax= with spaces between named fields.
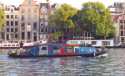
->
xmin=0 ymin=49 xmax=125 ymax=76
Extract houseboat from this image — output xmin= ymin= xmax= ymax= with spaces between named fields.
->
xmin=66 ymin=39 xmax=114 ymax=47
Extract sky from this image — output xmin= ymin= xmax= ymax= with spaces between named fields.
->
xmin=0 ymin=0 xmax=125 ymax=8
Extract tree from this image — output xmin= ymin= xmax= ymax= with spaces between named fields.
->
xmin=0 ymin=8 xmax=5 ymax=31
xmin=72 ymin=2 xmax=115 ymax=39
xmin=48 ymin=4 xmax=78 ymax=40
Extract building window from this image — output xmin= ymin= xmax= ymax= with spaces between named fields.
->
xmin=11 ymin=15 xmax=13 ymax=19
xmin=33 ymin=22 xmax=37 ymax=30
xmin=11 ymin=34 xmax=14 ymax=39
xmin=121 ymin=38 xmax=124 ymax=43
xmin=11 ymin=28 xmax=14 ymax=32
xmin=6 ymin=21 xmax=9 ymax=26
xmin=6 ymin=28 xmax=9 ymax=32
xmin=15 ymin=21 xmax=18 ymax=26
xmin=11 ymin=21 xmax=13 ymax=26
xmin=41 ymin=29 xmax=43 ymax=32
xmin=1 ymin=32 xmax=5 ymax=39
xmin=21 ymin=32 xmax=25 ymax=39
xmin=33 ymin=33 xmax=37 ymax=41
xmin=6 ymin=15 xmax=9 ymax=19
xmin=7 ymin=34 xmax=9 ymax=40
xmin=21 ymin=15 xmax=24 ymax=21
xmin=27 ymin=32 xmax=30 ymax=39
xmin=15 ymin=15 xmax=18 ymax=19
xmin=21 ymin=23 xmax=25 ymax=30
xmin=11 ymin=9 xmax=13 ymax=12
xmin=120 ymin=25 xmax=123 ymax=29
xmin=15 ymin=34 xmax=18 ymax=39
xmin=15 ymin=28 xmax=18 ymax=32
xmin=120 ymin=20 xmax=123 ymax=23
xmin=85 ymin=32 xmax=88 ymax=37
xmin=45 ymin=28 xmax=48 ymax=32
xmin=121 ymin=31 xmax=124 ymax=36
xmin=21 ymin=23 xmax=25 ymax=27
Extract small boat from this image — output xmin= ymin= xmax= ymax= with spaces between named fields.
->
xmin=8 ymin=43 xmax=107 ymax=58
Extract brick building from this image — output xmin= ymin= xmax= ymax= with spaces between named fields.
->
xmin=0 ymin=0 xmax=54 ymax=43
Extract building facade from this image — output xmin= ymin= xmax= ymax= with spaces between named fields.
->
xmin=1 ymin=5 xmax=19 ymax=42
xmin=19 ymin=0 xmax=40 ymax=42
xmin=0 ymin=0 xmax=52 ymax=43
xmin=109 ymin=2 xmax=125 ymax=44
xmin=39 ymin=3 xmax=50 ymax=41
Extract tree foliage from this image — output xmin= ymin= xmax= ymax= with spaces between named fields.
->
xmin=72 ymin=2 xmax=115 ymax=39
xmin=48 ymin=4 xmax=78 ymax=40
xmin=0 ymin=8 xmax=4 ymax=31
xmin=49 ymin=2 xmax=115 ymax=40
xmin=49 ymin=4 xmax=78 ymax=31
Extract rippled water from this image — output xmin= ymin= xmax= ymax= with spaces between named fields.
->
xmin=0 ymin=49 xmax=125 ymax=76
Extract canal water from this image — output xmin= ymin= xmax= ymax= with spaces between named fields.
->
xmin=0 ymin=49 xmax=125 ymax=76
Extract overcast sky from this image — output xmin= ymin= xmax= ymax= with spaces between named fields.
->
xmin=0 ymin=0 xmax=125 ymax=8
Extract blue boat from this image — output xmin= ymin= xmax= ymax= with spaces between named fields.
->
xmin=8 ymin=43 xmax=107 ymax=58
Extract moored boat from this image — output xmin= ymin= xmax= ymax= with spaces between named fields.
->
xmin=8 ymin=43 xmax=107 ymax=58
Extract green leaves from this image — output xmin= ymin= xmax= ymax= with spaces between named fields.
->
xmin=49 ymin=4 xmax=78 ymax=29
xmin=75 ymin=2 xmax=115 ymax=39
xmin=49 ymin=2 xmax=115 ymax=40
xmin=0 ymin=8 xmax=4 ymax=31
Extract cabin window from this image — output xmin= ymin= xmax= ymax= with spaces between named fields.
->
xmin=92 ymin=41 xmax=96 ymax=45
xmin=102 ymin=41 xmax=110 ymax=46
xmin=53 ymin=46 xmax=59 ymax=50
xmin=41 ymin=47 xmax=47 ymax=50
